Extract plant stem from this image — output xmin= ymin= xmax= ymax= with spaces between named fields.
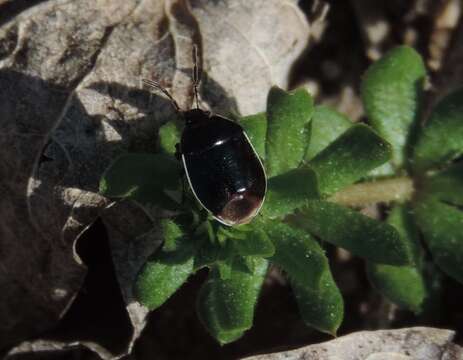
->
xmin=328 ymin=176 xmax=414 ymax=208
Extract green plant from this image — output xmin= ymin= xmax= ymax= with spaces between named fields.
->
xmin=100 ymin=45 xmax=463 ymax=344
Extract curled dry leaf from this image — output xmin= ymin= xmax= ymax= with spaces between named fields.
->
xmin=0 ymin=0 xmax=310 ymax=357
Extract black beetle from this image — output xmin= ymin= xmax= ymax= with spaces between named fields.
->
xmin=143 ymin=46 xmax=266 ymax=226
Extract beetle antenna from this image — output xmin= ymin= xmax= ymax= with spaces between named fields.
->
xmin=192 ymin=44 xmax=201 ymax=109
xmin=142 ymin=78 xmax=181 ymax=113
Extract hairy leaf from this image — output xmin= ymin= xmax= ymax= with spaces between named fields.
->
xmin=310 ymin=124 xmax=392 ymax=195
xmin=233 ymin=228 xmax=275 ymax=257
xmin=304 ymin=105 xmax=352 ymax=161
xmin=159 ymin=121 xmax=181 ymax=157
xmin=267 ymin=222 xmax=328 ymax=289
xmin=420 ymin=162 xmax=463 ymax=206
xmin=299 ymin=201 xmax=412 ymax=265
xmin=135 ymin=242 xmax=194 ymax=310
xmin=292 ymin=268 xmax=343 ymax=335
xmin=413 ymin=88 xmax=463 ymax=173
xmin=196 ymin=279 xmax=245 ymax=345
xmin=367 ymin=264 xmax=426 ymax=313
xmin=240 ymin=112 xmax=267 ymax=160
xmin=217 ymin=259 xmax=234 ymax=280
xmin=367 ymin=205 xmax=426 ymax=313
xmin=361 ymin=46 xmax=426 ymax=168
xmin=415 ymin=197 xmax=463 ymax=284
xmin=100 ymin=153 xmax=181 ymax=210
xmin=388 ymin=204 xmax=422 ymax=263
xmin=194 ymin=227 xmax=234 ymax=271
xmin=197 ymin=258 xmax=268 ymax=343
xmin=161 ymin=219 xmax=184 ymax=252
xmin=262 ymin=167 xmax=319 ymax=218
xmin=266 ymin=86 xmax=314 ymax=177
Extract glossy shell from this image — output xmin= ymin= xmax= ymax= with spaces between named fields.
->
xmin=180 ymin=111 xmax=266 ymax=226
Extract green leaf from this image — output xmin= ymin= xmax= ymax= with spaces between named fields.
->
xmin=299 ymin=201 xmax=412 ymax=265
xmin=310 ymin=124 xmax=392 ymax=195
xmin=100 ymin=153 xmax=181 ymax=210
xmin=292 ymin=268 xmax=343 ymax=335
xmin=261 ymin=167 xmax=319 ymax=219
xmin=193 ymin=228 xmax=234 ymax=271
xmin=361 ymin=45 xmax=426 ymax=168
xmin=217 ymin=259 xmax=233 ymax=280
xmin=421 ymin=162 xmax=463 ymax=206
xmin=267 ymin=222 xmax=328 ymax=289
xmin=240 ymin=112 xmax=267 ymax=160
xmin=196 ymin=279 xmax=245 ymax=345
xmin=233 ymin=228 xmax=275 ymax=257
xmin=366 ymin=205 xmax=426 ymax=313
xmin=385 ymin=204 xmax=422 ymax=263
xmin=304 ymin=105 xmax=352 ymax=161
xmin=413 ymin=88 xmax=463 ymax=173
xmin=266 ymin=86 xmax=314 ymax=177
xmin=414 ymin=197 xmax=463 ymax=284
xmin=367 ymin=264 xmax=426 ymax=313
xmin=197 ymin=258 xmax=268 ymax=343
xmin=262 ymin=222 xmax=341 ymax=335
xmin=194 ymin=246 xmax=218 ymax=270
xmin=243 ymin=256 xmax=261 ymax=274
xmin=161 ymin=219 xmax=184 ymax=252
xmin=135 ymin=241 xmax=194 ymax=310
xmin=194 ymin=242 xmax=221 ymax=270
xmin=159 ymin=121 xmax=181 ymax=156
